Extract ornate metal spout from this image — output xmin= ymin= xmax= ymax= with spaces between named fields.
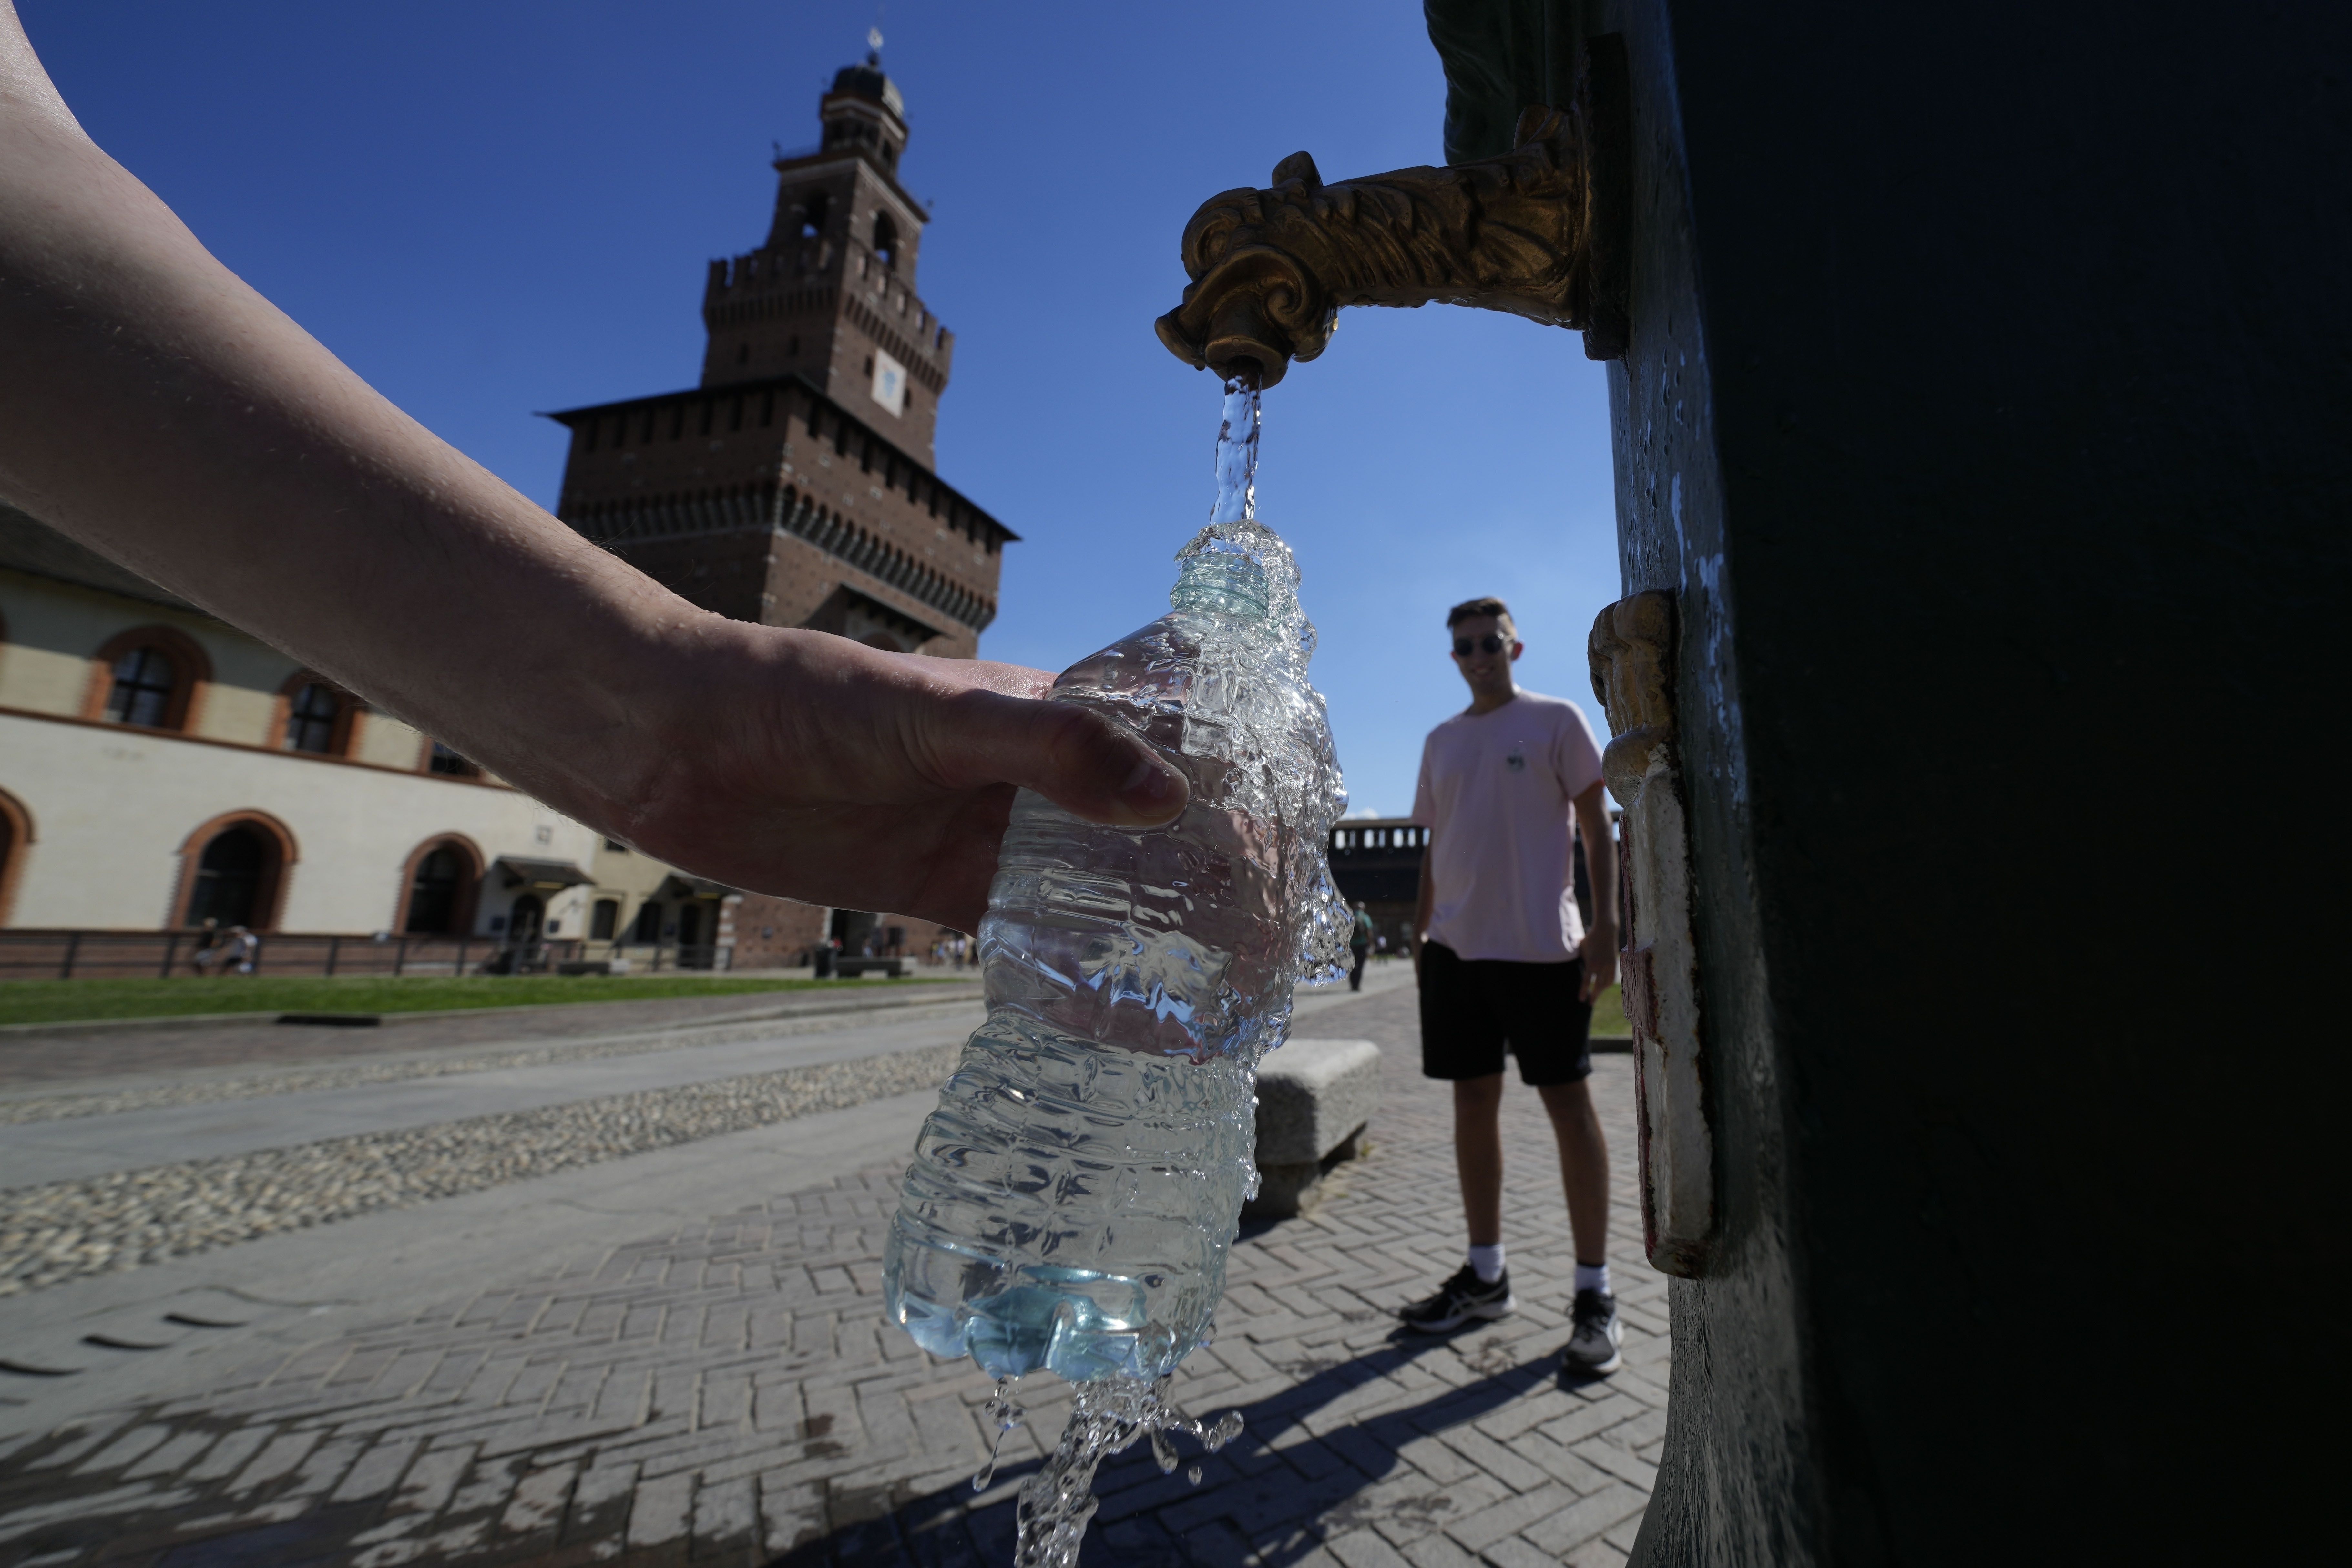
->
xmin=1155 ymin=62 xmax=1629 ymax=386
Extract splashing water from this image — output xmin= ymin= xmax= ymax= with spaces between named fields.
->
xmin=1011 ymin=1374 xmax=1248 ymax=1568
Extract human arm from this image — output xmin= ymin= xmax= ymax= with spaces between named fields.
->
xmin=1571 ymin=780 xmax=1619 ymax=1002
xmin=0 ymin=7 xmax=1183 ymax=933
xmin=1411 ymin=833 xmax=1435 ymax=985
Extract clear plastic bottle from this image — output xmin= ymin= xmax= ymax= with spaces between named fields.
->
xmin=882 ymin=515 xmax=1348 ymax=1383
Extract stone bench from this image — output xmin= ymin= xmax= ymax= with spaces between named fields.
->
xmin=1244 ymin=1036 xmax=1382 ymax=1219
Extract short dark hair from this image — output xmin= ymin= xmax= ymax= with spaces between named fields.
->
xmin=1446 ymin=596 xmax=1515 ymax=631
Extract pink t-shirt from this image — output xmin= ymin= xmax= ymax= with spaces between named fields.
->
xmin=1411 ymin=689 xmax=1606 ymax=964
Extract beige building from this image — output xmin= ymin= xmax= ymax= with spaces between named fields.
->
xmin=0 ymin=505 xmax=743 ymax=972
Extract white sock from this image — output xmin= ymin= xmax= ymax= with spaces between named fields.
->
xmin=1575 ymin=1261 xmax=1612 ymax=1296
xmin=1467 ymin=1244 xmax=1506 ymax=1284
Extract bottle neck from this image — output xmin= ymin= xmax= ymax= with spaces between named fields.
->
xmin=1170 ymin=553 xmax=1270 ymax=620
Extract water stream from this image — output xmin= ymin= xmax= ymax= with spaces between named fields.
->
xmin=991 ymin=376 xmax=1290 ymax=1566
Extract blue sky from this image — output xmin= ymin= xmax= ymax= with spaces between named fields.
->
xmin=24 ymin=1 xmax=1620 ymax=817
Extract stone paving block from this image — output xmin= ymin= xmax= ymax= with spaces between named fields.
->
xmin=1430 ymin=1426 xmax=1554 ymax=1495
xmin=499 ymin=1459 xmax=576 ymax=1537
xmin=1536 ymin=1392 xmax=1649 ymax=1449
xmin=1569 ymin=1435 xmax=1658 ymax=1492
xmin=120 ymin=1429 xmax=213 ymax=1481
xmin=72 ymin=1425 xmax=169 ymax=1477
xmin=627 ymin=1468 xmax=696 ymax=1547
xmin=1442 ymin=1481 xmax=1584 ymax=1552
xmin=1401 ymin=1528 xmax=1484 ymax=1568
xmin=1567 ymin=1537 xmax=1631 ymax=1567
xmin=330 ymin=1437 xmax=419 ymax=1503
xmin=1519 ymin=1481 xmax=1648 ymax=1556
xmin=1478 ymin=1534 xmax=1566 ymax=1568
xmin=229 ymin=1429 xmax=322 ymax=1491
xmin=181 ymin=1426 xmax=273 ymax=1484
xmin=390 ymin=1440 xmax=475 ymax=1517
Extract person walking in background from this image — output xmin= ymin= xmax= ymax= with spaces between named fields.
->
xmin=1398 ymin=596 xmax=1624 ymax=1376
xmin=1349 ymin=900 xmax=1375 ymax=991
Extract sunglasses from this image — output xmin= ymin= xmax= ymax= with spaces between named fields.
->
xmin=1452 ymin=633 xmax=1508 ymax=657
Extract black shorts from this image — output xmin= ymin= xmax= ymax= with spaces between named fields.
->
xmin=1417 ymin=940 xmax=1593 ymax=1086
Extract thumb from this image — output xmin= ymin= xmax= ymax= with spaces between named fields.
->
xmin=931 ymin=687 xmax=1188 ymax=826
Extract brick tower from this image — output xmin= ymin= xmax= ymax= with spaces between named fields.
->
xmin=546 ymin=49 xmax=1016 ymax=966
xmin=548 ymin=50 xmax=1013 ymax=663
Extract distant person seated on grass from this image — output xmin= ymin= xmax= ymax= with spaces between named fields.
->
xmin=216 ymin=926 xmax=258 ymax=976
xmin=1399 ymin=596 xmax=1624 ymax=1377
xmin=0 ymin=5 xmax=1185 ymax=942
xmin=189 ymin=917 xmax=222 ymax=977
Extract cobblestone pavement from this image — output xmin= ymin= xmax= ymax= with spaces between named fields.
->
xmin=0 ymin=978 xmax=978 ymax=1091
xmin=0 ymin=983 xmax=1664 ymax=1567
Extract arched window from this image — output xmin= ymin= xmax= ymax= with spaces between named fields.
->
xmin=0 ymin=788 xmax=31 ymax=929
xmin=404 ymin=847 xmax=464 ymax=933
xmin=283 ymin=682 xmax=342 ymax=753
xmin=87 ymin=626 xmax=210 ymax=732
xmin=797 ymin=191 xmax=829 ymax=239
xmin=187 ymin=826 xmax=266 ymax=927
xmin=395 ymin=835 xmax=481 ymax=935
xmin=873 ymin=213 xmax=898 ymax=270
xmin=106 ymin=647 xmax=178 ymax=728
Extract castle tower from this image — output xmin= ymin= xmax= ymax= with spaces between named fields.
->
xmin=699 ymin=55 xmax=953 ymax=466
xmin=547 ymin=50 xmax=1013 ymax=664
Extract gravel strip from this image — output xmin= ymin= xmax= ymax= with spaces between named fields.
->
xmin=0 ymin=1000 xmax=980 ymax=1126
xmin=0 ymin=1043 xmax=962 ymax=1296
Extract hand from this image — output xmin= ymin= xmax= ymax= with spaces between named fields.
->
xmin=601 ymin=622 xmax=1187 ymax=938
xmin=1578 ymin=923 xmax=1619 ymax=1003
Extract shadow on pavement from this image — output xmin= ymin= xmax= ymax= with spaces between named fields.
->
xmin=773 ymin=1326 xmax=1568 ymax=1567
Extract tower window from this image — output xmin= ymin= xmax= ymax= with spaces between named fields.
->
xmin=797 ymin=191 xmax=829 ymax=239
xmin=873 ymin=214 xmax=898 ymax=270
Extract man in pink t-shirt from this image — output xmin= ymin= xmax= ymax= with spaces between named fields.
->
xmin=1397 ymin=596 xmax=1624 ymax=1375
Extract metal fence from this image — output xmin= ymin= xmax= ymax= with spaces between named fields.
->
xmin=0 ymin=931 xmax=735 ymax=982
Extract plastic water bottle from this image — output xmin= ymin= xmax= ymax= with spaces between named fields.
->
xmin=882 ymin=515 xmax=1348 ymax=1383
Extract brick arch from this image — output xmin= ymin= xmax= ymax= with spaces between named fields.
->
xmin=83 ymin=623 xmax=213 ymax=733
xmin=271 ymin=669 xmax=366 ymax=758
xmin=169 ymin=810 xmax=298 ymax=931
xmin=0 ymin=786 xmax=32 ymax=929
xmin=394 ymin=834 xmax=484 ymax=936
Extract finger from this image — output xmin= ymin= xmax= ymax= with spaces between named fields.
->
xmin=927 ymin=687 xmax=1187 ymax=825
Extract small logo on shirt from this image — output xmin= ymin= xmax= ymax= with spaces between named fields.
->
xmin=1505 ymin=750 xmax=1527 ymax=772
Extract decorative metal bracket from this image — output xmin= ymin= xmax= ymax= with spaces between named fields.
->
xmin=1155 ymin=42 xmax=1629 ymax=386
xmin=1590 ymin=590 xmax=1716 ymax=1278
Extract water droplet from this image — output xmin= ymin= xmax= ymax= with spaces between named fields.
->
xmin=1186 ymin=1463 xmax=1203 ymax=1485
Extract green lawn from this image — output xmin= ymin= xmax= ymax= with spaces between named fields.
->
xmin=0 ymin=972 xmax=956 ymax=1028
xmin=1589 ymin=982 xmax=1630 ymax=1037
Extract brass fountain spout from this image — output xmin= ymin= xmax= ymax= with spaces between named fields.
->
xmin=1155 ymin=52 xmax=1630 ymax=387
